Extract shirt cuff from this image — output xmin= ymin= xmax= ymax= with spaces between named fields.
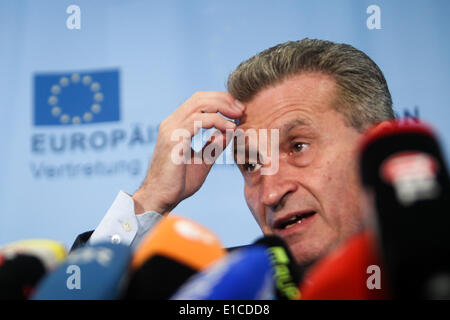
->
xmin=88 ymin=190 xmax=163 ymax=251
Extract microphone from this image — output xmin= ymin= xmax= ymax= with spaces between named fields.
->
xmin=32 ymin=242 xmax=131 ymax=300
xmin=299 ymin=230 xmax=389 ymax=300
xmin=253 ymin=235 xmax=302 ymax=300
xmin=0 ymin=239 xmax=67 ymax=299
xmin=359 ymin=120 xmax=450 ymax=299
xmin=124 ymin=215 xmax=226 ymax=299
xmin=171 ymin=246 xmax=275 ymax=300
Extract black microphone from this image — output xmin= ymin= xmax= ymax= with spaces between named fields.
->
xmin=253 ymin=235 xmax=303 ymax=300
xmin=0 ymin=239 xmax=67 ymax=299
xmin=360 ymin=120 xmax=450 ymax=299
xmin=0 ymin=254 xmax=47 ymax=299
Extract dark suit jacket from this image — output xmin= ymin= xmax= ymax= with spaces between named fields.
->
xmin=71 ymin=231 xmax=248 ymax=252
xmin=71 ymin=231 xmax=95 ymax=252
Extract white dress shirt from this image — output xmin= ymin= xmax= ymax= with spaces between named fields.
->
xmin=88 ymin=191 xmax=162 ymax=251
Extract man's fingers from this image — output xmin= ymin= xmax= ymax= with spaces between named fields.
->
xmin=196 ymin=113 xmax=237 ymax=132
xmin=198 ymin=97 xmax=245 ymax=119
xmin=204 ymin=129 xmax=234 ymax=150
xmin=182 ymin=92 xmax=245 ymax=119
xmin=187 ymin=129 xmax=233 ymax=167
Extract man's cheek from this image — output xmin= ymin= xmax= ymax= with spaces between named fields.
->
xmin=244 ymin=188 xmax=267 ymax=229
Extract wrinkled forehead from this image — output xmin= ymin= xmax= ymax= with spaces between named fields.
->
xmin=230 ymin=73 xmax=341 ymax=154
xmin=235 ymin=116 xmax=312 ymax=133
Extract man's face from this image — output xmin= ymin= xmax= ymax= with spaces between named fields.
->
xmin=235 ymin=73 xmax=366 ymax=267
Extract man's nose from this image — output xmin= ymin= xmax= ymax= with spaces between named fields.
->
xmin=260 ymin=168 xmax=297 ymax=210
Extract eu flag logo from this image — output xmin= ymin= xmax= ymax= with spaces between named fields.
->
xmin=34 ymin=70 xmax=120 ymax=126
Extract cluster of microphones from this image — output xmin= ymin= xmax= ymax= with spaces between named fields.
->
xmin=1 ymin=119 xmax=450 ymax=300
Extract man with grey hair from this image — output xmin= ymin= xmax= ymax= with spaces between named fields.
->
xmin=74 ymin=38 xmax=394 ymax=271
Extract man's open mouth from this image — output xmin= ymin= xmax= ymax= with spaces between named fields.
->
xmin=274 ymin=211 xmax=317 ymax=230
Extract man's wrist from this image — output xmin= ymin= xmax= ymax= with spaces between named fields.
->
xmin=132 ymin=188 xmax=166 ymax=215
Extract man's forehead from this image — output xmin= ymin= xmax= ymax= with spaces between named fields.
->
xmin=233 ymin=72 xmax=338 ymax=129
xmin=235 ymin=115 xmax=313 ymax=133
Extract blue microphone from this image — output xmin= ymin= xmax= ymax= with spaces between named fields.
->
xmin=32 ymin=242 xmax=131 ymax=300
xmin=171 ymin=246 xmax=275 ymax=300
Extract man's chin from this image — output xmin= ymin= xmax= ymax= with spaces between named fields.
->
xmin=292 ymin=249 xmax=323 ymax=270
xmin=287 ymin=238 xmax=336 ymax=270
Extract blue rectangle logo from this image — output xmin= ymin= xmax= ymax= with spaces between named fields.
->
xmin=34 ymin=69 xmax=120 ymax=126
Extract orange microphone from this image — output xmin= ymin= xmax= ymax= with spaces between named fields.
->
xmin=125 ymin=214 xmax=226 ymax=299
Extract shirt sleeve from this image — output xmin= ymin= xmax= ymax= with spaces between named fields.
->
xmin=88 ymin=190 xmax=163 ymax=251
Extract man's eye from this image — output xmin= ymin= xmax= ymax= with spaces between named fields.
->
xmin=243 ymin=162 xmax=262 ymax=173
xmin=293 ymin=142 xmax=308 ymax=153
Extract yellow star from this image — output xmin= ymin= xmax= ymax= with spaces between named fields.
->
xmin=90 ymin=82 xmax=100 ymax=92
xmin=59 ymin=77 xmax=69 ymax=87
xmin=91 ymin=104 xmax=101 ymax=113
xmin=82 ymin=75 xmax=92 ymax=85
xmin=51 ymin=85 xmax=61 ymax=95
xmin=48 ymin=96 xmax=58 ymax=105
xmin=51 ymin=106 xmax=61 ymax=116
xmin=94 ymin=92 xmax=104 ymax=102
xmin=83 ymin=112 xmax=93 ymax=122
xmin=71 ymin=73 xmax=80 ymax=83
xmin=72 ymin=116 xmax=81 ymax=124
xmin=60 ymin=114 xmax=70 ymax=123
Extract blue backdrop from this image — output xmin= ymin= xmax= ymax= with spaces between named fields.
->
xmin=1 ymin=0 xmax=449 ymax=249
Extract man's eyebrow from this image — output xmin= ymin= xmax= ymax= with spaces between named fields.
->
xmin=279 ymin=118 xmax=311 ymax=136
xmin=231 ymin=118 xmax=311 ymax=163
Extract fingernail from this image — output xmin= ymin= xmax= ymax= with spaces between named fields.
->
xmin=233 ymin=100 xmax=245 ymax=111
xmin=226 ymin=121 xmax=236 ymax=129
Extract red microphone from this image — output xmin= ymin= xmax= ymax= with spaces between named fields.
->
xmin=299 ymin=230 xmax=391 ymax=300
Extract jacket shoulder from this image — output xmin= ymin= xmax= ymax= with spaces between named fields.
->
xmin=70 ymin=230 xmax=94 ymax=252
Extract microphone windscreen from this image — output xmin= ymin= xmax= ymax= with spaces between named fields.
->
xmin=359 ymin=120 xmax=450 ymax=299
xmin=0 ymin=253 xmax=47 ymax=299
xmin=125 ymin=215 xmax=226 ymax=299
xmin=132 ymin=215 xmax=225 ymax=271
xmin=32 ymin=242 xmax=132 ymax=300
xmin=300 ymin=230 xmax=389 ymax=300
xmin=171 ymin=246 xmax=275 ymax=300
xmin=253 ymin=235 xmax=302 ymax=300
xmin=0 ymin=239 xmax=67 ymax=299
